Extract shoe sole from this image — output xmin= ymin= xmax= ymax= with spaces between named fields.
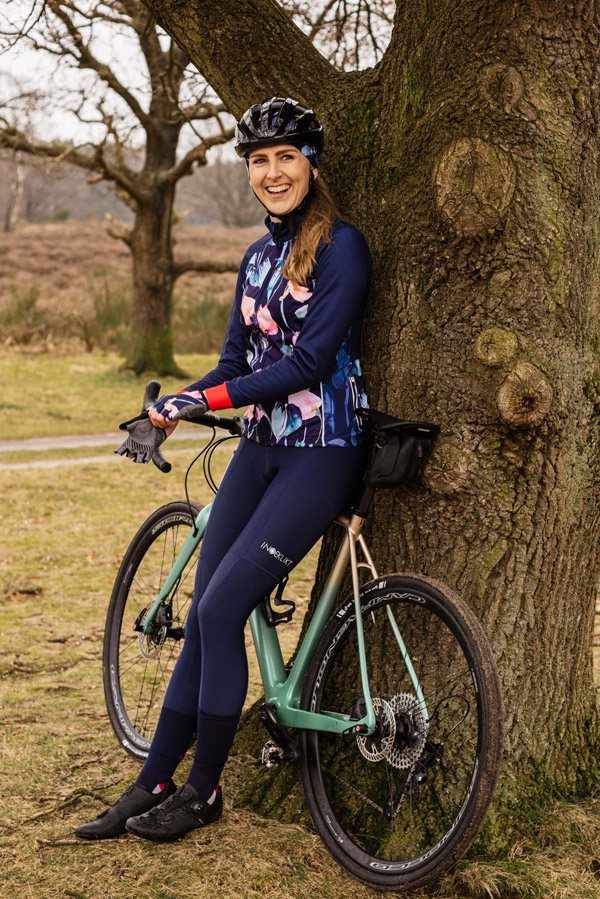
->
xmin=124 ymin=809 xmax=222 ymax=843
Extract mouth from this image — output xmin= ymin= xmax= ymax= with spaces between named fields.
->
xmin=265 ymin=184 xmax=291 ymax=197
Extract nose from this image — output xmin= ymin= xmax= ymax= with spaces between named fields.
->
xmin=266 ymin=158 xmax=283 ymax=180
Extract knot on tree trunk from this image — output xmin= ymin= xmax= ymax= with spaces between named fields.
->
xmin=426 ymin=440 xmax=477 ymax=494
xmin=496 ymin=362 xmax=553 ymax=428
xmin=433 ymin=138 xmax=516 ymax=238
xmin=475 ymin=326 xmax=520 ymax=366
xmin=481 ymin=64 xmax=525 ymax=112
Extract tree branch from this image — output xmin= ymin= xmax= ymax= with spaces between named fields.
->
xmin=0 ymin=126 xmax=148 ymax=203
xmin=47 ymin=0 xmax=153 ymax=130
xmin=172 ymin=259 xmax=239 ymax=280
xmin=159 ymin=129 xmax=234 ymax=185
xmin=140 ymin=0 xmax=336 ymax=116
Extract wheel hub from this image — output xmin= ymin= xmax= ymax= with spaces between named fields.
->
xmin=387 ymin=693 xmax=428 ymax=769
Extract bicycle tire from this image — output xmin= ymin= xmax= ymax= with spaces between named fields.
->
xmin=299 ymin=573 xmax=503 ymax=890
xmin=103 ymin=500 xmax=203 ymax=760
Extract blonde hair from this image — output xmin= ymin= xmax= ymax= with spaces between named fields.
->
xmin=283 ymin=177 xmax=340 ymax=287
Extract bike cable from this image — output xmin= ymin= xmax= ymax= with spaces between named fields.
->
xmin=183 ymin=429 xmax=239 ymax=536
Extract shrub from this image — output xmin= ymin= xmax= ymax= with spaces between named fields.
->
xmin=49 ymin=206 xmax=70 ymax=222
xmin=72 ymin=270 xmax=131 ymax=353
xmin=173 ymin=288 xmax=230 ymax=353
xmin=0 ymin=285 xmax=51 ymax=345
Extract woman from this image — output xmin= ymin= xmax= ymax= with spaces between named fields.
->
xmin=76 ymin=97 xmax=372 ymax=842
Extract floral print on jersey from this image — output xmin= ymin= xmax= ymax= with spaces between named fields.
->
xmin=239 ymin=221 xmax=369 ymax=447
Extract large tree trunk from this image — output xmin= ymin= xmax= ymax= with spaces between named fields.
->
xmin=127 ymin=188 xmax=183 ymax=376
xmin=125 ymin=127 xmax=186 ymax=376
xmin=145 ymin=0 xmax=600 ymax=844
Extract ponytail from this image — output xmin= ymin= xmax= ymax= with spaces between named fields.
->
xmin=283 ymin=177 xmax=340 ymax=287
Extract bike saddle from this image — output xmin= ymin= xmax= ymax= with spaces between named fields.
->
xmin=357 ymin=408 xmax=440 ymax=440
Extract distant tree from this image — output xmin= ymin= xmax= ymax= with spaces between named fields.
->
xmin=2 ymin=148 xmax=25 ymax=232
xmin=196 ymin=151 xmax=264 ymax=228
xmin=0 ymin=1 xmax=238 ymax=375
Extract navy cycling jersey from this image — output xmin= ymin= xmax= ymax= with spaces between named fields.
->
xmin=185 ymin=214 xmax=372 ymax=447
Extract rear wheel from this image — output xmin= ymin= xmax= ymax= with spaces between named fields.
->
xmin=299 ymin=574 xmax=503 ymax=890
xmin=103 ymin=501 xmax=203 ymax=760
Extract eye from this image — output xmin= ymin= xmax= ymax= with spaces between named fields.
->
xmin=250 ymin=156 xmax=267 ymax=165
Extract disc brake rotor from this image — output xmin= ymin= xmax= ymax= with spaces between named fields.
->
xmin=356 ymin=697 xmax=396 ymax=762
xmin=387 ymin=692 xmax=428 ymax=769
xmin=138 ymin=627 xmax=167 ymax=659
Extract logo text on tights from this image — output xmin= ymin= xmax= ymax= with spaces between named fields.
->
xmin=261 ymin=542 xmax=293 ymax=567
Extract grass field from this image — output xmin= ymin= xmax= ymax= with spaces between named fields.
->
xmin=3 ymin=329 xmax=600 ymax=891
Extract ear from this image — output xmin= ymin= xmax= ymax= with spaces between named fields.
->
xmin=312 ymin=166 xmax=319 ymax=181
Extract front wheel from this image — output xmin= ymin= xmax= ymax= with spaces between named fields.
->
xmin=103 ymin=501 xmax=203 ymax=760
xmin=299 ymin=574 xmax=503 ymax=890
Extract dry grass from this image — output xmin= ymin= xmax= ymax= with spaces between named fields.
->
xmin=0 ymin=221 xmax=263 ymax=355
xmin=0 ymin=351 xmax=224 ymax=441
xmin=1 ymin=453 xmax=364 ymax=899
xmin=0 ymin=220 xmax=262 ymax=315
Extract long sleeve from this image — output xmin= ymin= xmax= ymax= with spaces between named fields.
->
xmin=182 ymin=249 xmax=254 ymax=393
xmin=224 ymin=224 xmax=371 ymax=408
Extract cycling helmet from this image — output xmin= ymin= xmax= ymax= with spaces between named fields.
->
xmin=234 ymin=97 xmax=324 ymax=157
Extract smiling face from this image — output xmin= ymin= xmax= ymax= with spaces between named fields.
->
xmin=248 ymin=144 xmax=317 ymax=218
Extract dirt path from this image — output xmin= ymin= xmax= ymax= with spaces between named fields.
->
xmin=0 ymin=428 xmax=213 ymax=470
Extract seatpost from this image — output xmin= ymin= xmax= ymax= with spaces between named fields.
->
xmin=354 ymin=482 xmax=375 ymax=518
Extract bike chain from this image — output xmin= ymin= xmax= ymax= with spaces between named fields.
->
xmin=321 ymin=764 xmax=387 ymax=816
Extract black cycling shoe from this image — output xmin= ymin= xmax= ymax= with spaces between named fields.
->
xmin=125 ymin=783 xmax=222 ymax=842
xmin=75 ymin=780 xmax=177 ymax=840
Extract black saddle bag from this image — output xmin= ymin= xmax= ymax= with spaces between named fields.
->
xmin=365 ymin=424 xmax=439 ymax=488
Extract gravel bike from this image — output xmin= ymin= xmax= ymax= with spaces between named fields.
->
xmin=103 ymin=389 xmax=503 ymax=890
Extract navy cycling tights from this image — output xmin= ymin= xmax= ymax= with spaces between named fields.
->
xmin=137 ymin=436 xmax=367 ymax=799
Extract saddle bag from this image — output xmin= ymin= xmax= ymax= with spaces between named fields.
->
xmin=366 ymin=426 xmax=438 ymax=488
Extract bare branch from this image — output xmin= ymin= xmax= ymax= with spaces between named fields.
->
xmin=104 ymin=211 xmax=133 ymax=245
xmin=0 ymin=125 xmax=148 ymax=202
xmin=141 ymin=0 xmax=335 ymax=116
xmin=172 ymin=259 xmax=240 ymax=281
xmin=46 ymin=0 xmax=153 ymax=129
xmin=159 ymin=128 xmax=234 ymax=185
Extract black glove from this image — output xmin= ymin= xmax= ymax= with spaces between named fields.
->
xmin=114 ymin=380 xmax=171 ymax=472
xmin=115 ymin=417 xmax=171 ymax=472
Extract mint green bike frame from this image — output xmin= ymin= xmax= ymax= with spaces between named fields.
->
xmin=143 ymin=504 xmax=427 ymax=737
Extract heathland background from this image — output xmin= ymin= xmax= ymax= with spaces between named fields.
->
xmin=3 ymin=221 xmax=600 ymax=899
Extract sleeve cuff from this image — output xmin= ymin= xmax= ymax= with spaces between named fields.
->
xmin=203 ymin=383 xmax=233 ymax=411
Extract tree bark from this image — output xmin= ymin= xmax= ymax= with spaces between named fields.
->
xmin=127 ymin=186 xmax=182 ymax=376
xmin=145 ymin=0 xmax=600 ymax=844
xmin=3 ymin=151 xmax=25 ymax=233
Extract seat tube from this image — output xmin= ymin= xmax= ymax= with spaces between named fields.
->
xmin=348 ymin=516 xmax=376 ymax=732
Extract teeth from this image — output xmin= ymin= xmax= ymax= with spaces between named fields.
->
xmin=267 ymin=185 xmax=289 ymax=193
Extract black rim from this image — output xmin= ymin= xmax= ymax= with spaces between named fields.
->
xmin=303 ymin=585 xmax=488 ymax=877
xmin=105 ymin=507 xmax=200 ymax=753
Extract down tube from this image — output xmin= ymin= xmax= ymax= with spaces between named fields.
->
xmin=142 ymin=502 xmax=212 ymax=635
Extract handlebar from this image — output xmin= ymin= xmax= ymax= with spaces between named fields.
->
xmin=170 ymin=402 xmax=244 ymax=437
xmin=116 ymin=381 xmax=243 ymax=474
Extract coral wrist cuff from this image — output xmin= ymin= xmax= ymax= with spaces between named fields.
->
xmin=203 ymin=384 xmax=232 ymax=411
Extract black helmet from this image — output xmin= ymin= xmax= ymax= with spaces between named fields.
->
xmin=234 ymin=97 xmax=324 ymax=158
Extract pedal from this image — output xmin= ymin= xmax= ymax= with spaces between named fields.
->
xmin=261 ymin=740 xmax=285 ymax=769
